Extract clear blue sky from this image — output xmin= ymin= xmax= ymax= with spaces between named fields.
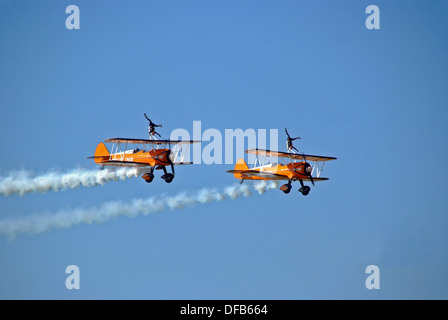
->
xmin=1 ymin=0 xmax=448 ymax=299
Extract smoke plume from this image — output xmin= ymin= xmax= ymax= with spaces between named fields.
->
xmin=0 ymin=167 xmax=143 ymax=196
xmin=0 ymin=181 xmax=279 ymax=239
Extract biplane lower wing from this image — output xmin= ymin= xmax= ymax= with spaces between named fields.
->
xmin=228 ymin=169 xmax=329 ymax=182
xmin=227 ymin=169 xmax=288 ymax=180
xmin=100 ymin=160 xmax=194 ymax=167
xmin=301 ymin=177 xmax=329 ymax=182
xmin=99 ymin=160 xmax=150 ymax=167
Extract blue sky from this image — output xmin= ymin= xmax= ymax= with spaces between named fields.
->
xmin=1 ymin=0 xmax=448 ymax=299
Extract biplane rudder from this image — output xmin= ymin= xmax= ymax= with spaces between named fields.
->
xmin=93 ymin=142 xmax=110 ymax=164
xmin=234 ymin=158 xmax=249 ymax=171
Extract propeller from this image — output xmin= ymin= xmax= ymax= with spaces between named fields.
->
xmin=309 ymin=174 xmax=315 ymax=186
xmin=302 ymin=154 xmax=315 ymax=186
xmin=168 ymin=151 xmax=175 ymax=176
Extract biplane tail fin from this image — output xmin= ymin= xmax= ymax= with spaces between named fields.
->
xmin=90 ymin=142 xmax=110 ymax=164
xmin=234 ymin=158 xmax=249 ymax=171
xmin=226 ymin=159 xmax=250 ymax=180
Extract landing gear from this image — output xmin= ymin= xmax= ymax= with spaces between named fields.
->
xmin=280 ymin=180 xmax=292 ymax=194
xmin=142 ymin=167 xmax=155 ymax=183
xmin=142 ymin=164 xmax=176 ymax=184
xmin=162 ymin=173 xmax=174 ymax=183
xmin=298 ymin=180 xmax=310 ymax=196
xmin=161 ymin=165 xmax=175 ymax=183
xmin=279 ymin=179 xmax=311 ymax=196
xmin=142 ymin=173 xmax=155 ymax=183
xmin=299 ymin=186 xmax=310 ymax=196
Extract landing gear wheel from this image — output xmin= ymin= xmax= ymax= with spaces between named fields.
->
xmin=163 ymin=173 xmax=174 ymax=183
xmin=142 ymin=173 xmax=154 ymax=183
xmin=299 ymin=186 xmax=311 ymax=196
xmin=280 ymin=183 xmax=292 ymax=194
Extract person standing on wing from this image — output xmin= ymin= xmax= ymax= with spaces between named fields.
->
xmin=285 ymin=128 xmax=300 ymax=153
xmin=144 ymin=113 xmax=162 ymax=138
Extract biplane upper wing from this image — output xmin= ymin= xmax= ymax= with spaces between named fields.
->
xmin=226 ymin=169 xmax=289 ymax=180
xmin=104 ymin=138 xmax=201 ymax=145
xmin=245 ymin=149 xmax=337 ymax=162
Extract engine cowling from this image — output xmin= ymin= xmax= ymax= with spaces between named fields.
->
xmin=149 ymin=149 xmax=173 ymax=166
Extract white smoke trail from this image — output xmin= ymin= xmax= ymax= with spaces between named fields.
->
xmin=254 ymin=180 xmax=276 ymax=194
xmin=0 ymin=181 xmax=279 ymax=239
xmin=0 ymin=167 xmax=144 ymax=197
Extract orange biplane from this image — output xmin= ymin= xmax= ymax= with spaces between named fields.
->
xmin=228 ymin=149 xmax=336 ymax=196
xmin=89 ymin=138 xmax=199 ymax=184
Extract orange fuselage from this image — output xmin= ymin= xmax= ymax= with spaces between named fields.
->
xmin=93 ymin=142 xmax=173 ymax=167
xmin=234 ymin=162 xmax=312 ymax=181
